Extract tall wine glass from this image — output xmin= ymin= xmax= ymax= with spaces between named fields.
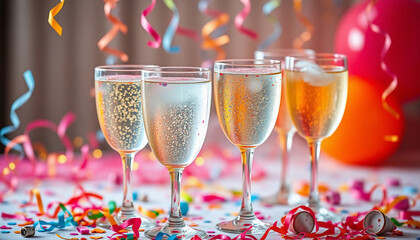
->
xmin=284 ymin=54 xmax=348 ymax=221
xmin=214 ymin=60 xmax=282 ymax=234
xmin=255 ymin=49 xmax=315 ymax=205
xmin=141 ymin=67 xmax=211 ymax=240
xmin=95 ymin=65 xmax=157 ymax=228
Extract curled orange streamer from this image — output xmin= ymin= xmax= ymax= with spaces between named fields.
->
xmin=98 ymin=0 xmax=128 ymax=62
xmin=199 ymin=0 xmax=230 ymax=66
xmin=365 ymin=0 xmax=399 ymax=119
xmin=48 ymin=0 xmax=65 ymax=36
xmin=293 ymin=0 xmax=314 ymax=49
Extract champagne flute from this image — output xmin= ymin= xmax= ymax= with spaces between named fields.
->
xmin=94 ymin=65 xmax=157 ymax=228
xmin=214 ymin=60 xmax=282 ymax=234
xmin=284 ymin=54 xmax=348 ymax=221
xmin=141 ymin=67 xmax=211 ymax=240
xmin=254 ymin=49 xmax=315 ymax=205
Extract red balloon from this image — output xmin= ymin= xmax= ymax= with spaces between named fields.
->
xmin=335 ymin=0 xmax=420 ymax=103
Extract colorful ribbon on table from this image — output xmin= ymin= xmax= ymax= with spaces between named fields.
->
xmin=140 ymin=0 xmax=161 ymax=48
xmin=98 ymin=0 xmax=128 ymax=62
xmin=48 ymin=0 xmax=65 ymax=36
xmin=365 ymin=0 xmax=400 ymax=120
xmin=257 ymin=0 xmax=282 ymax=50
xmin=292 ymin=0 xmax=314 ymax=49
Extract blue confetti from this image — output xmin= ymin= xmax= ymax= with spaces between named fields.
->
xmin=180 ymin=201 xmax=189 ymax=216
xmin=403 ymin=186 xmax=418 ymax=195
xmin=7 ymin=222 xmax=16 ymax=225
xmin=204 ymin=220 xmax=212 ymax=223
xmin=156 ymin=232 xmax=179 ymax=240
xmin=132 ymin=192 xmax=138 ymax=201
xmin=1 ymin=230 xmax=10 ymax=234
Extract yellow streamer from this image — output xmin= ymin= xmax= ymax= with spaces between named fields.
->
xmin=48 ymin=0 xmax=65 ymax=36
xmin=293 ymin=0 xmax=314 ymax=49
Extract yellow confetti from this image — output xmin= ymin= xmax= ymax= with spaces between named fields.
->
xmin=48 ymin=0 xmax=65 ymax=36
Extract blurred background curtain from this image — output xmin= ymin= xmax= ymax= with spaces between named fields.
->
xmin=3 ymin=0 xmax=419 ymax=159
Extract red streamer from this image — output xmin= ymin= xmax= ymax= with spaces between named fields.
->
xmin=235 ymin=0 xmax=258 ymax=40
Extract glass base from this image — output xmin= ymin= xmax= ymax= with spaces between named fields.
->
xmin=312 ymin=206 xmax=342 ymax=223
xmin=216 ymin=217 xmax=271 ymax=235
xmin=116 ymin=211 xmax=157 ymax=229
xmin=145 ymin=225 xmax=207 ymax=240
xmin=261 ymin=190 xmax=302 ymax=206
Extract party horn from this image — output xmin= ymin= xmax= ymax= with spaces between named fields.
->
xmin=363 ymin=210 xmax=396 ymax=235
xmin=288 ymin=211 xmax=315 ymax=234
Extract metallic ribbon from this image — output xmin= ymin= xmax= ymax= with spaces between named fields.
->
xmin=199 ymin=0 xmax=230 ymax=67
xmin=365 ymin=0 xmax=400 ymax=120
xmin=293 ymin=0 xmax=314 ymax=49
xmin=0 ymin=70 xmax=35 ymax=155
xmin=257 ymin=0 xmax=282 ymax=50
xmin=235 ymin=0 xmax=258 ymax=40
xmin=140 ymin=0 xmax=162 ymax=48
xmin=98 ymin=0 xmax=129 ymax=62
xmin=48 ymin=0 xmax=65 ymax=36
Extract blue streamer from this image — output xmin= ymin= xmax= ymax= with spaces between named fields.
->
xmin=162 ymin=0 xmax=181 ymax=53
xmin=33 ymin=205 xmax=77 ymax=232
xmin=257 ymin=0 xmax=282 ymax=50
xmin=0 ymin=70 xmax=35 ymax=154
xmin=155 ymin=232 xmax=180 ymax=240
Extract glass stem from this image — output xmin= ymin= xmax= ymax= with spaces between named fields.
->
xmin=168 ymin=168 xmax=186 ymax=228
xmin=278 ymin=130 xmax=294 ymax=194
xmin=238 ymin=147 xmax=256 ymax=220
xmin=120 ymin=152 xmax=136 ymax=218
xmin=307 ymin=140 xmax=321 ymax=210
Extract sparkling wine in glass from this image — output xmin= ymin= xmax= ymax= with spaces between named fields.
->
xmin=254 ymin=49 xmax=315 ymax=205
xmin=284 ymin=54 xmax=348 ymax=221
xmin=141 ymin=67 xmax=211 ymax=240
xmin=95 ymin=65 xmax=157 ymax=228
xmin=214 ymin=60 xmax=282 ymax=234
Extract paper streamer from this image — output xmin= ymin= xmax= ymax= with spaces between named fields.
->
xmin=0 ymin=70 xmax=35 ymax=155
xmin=199 ymin=0 xmax=230 ymax=67
xmin=257 ymin=0 xmax=282 ymax=50
xmin=365 ymin=0 xmax=399 ymax=119
xmin=140 ymin=0 xmax=162 ymax=48
xmin=235 ymin=0 xmax=258 ymax=40
xmin=292 ymin=0 xmax=314 ymax=49
xmin=162 ymin=0 xmax=199 ymax=53
xmin=33 ymin=204 xmax=78 ymax=232
xmin=48 ymin=0 xmax=65 ymax=36
xmin=98 ymin=0 xmax=129 ymax=62
xmin=100 ymin=211 xmax=141 ymax=239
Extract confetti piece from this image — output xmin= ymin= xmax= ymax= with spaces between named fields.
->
xmin=293 ymin=0 xmax=314 ymax=49
xmin=77 ymin=226 xmax=90 ymax=235
xmin=365 ymin=0 xmax=400 ymax=120
xmin=56 ymin=233 xmax=79 ymax=240
xmin=0 ymin=70 xmax=35 ymax=155
xmin=70 ymin=233 xmax=79 ymax=236
xmin=90 ymin=237 xmax=103 ymax=240
xmin=257 ymin=0 xmax=282 ymax=50
xmin=98 ymin=0 xmax=128 ymax=62
xmin=403 ymin=186 xmax=418 ymax=195
xmin=235 ymin=0 xmax=258 ymax=40
xmin=14 ymin=230 xmax=21 ymax=234
xmin=91 ymin=228 xmax=106 ymax=233
xmin=0 ymin=225 xmax=11 ymax=229
xmin=7 ymin=222 xmax=16 ymax=225
xmin=140 ymin=0 xmax=161 ymax=48
xmin=180 ymin=201 xmax=189 ymax=216
xmin=48 ymin=0 xmax=65 ymax=36
xmin=1 ymin=230 xmax=10 ymax=233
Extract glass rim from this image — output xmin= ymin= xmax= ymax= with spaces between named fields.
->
xmin=214 ymin=59 xmax=281 ymax=68
xmin=286 ymin=53 xmax=347 ymax=61
xmin=141 ymin=66 xmax=211 ymax=74
xmin=95 ymin=64 xmax=159 ymax=72
xmin=254 ymin=48 xmax=315 ymax=56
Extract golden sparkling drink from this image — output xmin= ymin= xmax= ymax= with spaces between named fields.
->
xmin=95 ymin=77 xmax=147 ymax=152
xmin=214 ymin=69 xmax=282 ymax=148
xmin=284 ymin=67 xmax=348 ymax=141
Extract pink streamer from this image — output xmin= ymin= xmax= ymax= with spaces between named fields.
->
xmin=140 ymin=0 xmax=162 ymax=48
xmin=235 ymin=0 xmax=258 ymax=40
